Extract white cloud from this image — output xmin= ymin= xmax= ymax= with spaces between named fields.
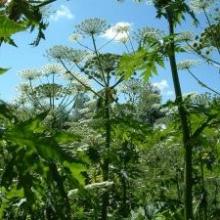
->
xmin=102 ymin=22 xmax=132 ymax=42
xmin=50 ymin=5 xmax=74 ymax=21
xmin=153 ymin=80 xmax=168 ymax=91
xmin=153 ymin=80 xmax=174 ymax=97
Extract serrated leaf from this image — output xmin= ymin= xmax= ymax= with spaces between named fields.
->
xmin=18 ymin=111 xmax=48 ymax=132
xmin=4 ymin=112 xmax=75 ymax=163
xmin=118 ymin=48 xmax=164 ymax=81
xmin=64 ymin=161 xmax=86 ymax=185
xmin=36 ymin=138 xmax=74 ymax=162
xmin=0 ymin=15 xmax=26 ymax=38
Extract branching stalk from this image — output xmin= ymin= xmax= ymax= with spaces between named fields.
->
xmin=187 ymin=69 xmax=220 ymax=96
xmin=59 ymin=58 xmax=102 ymax=98
xmin=91 ymin=34 xmax=108 ymax=86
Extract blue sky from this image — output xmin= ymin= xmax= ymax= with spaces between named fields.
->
xmin=0 ymin=0 xmax=219 ymax=102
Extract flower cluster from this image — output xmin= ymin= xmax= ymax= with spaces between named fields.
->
xmin=64 ymin=72 xmax=91 ymax=91
xmin=41 ymin=63 xmax=65 ymax=76
xmin=47 ymin=45 xmax=69 ymax=60
xmin=20 ymin=69 xmax=41 ymax=81
xmin=68 ymin=33 xmax=81 ymax=42
xmin=176 ymin=32 xmax=194 ymax=42
xmin=189 ymin=0 xmax=215 ymax=12
xmin=135 ymin=27 xmax=164 ymax=47
xmin=19 ymin=83 xmax=31 ymax=93
xmin=177 ymin=59 xmax=200 ymax=70
xmin=75 ymin=18 xmax=108 ymax=36
xmin=48 ymin=45 xmax=87 ymax=64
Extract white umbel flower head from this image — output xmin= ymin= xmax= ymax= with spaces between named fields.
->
xmin=20 ymin=69 xmax=41 ymax=81
xmin=115 ymin=22 xmax=130 ymax=33
xmin=135 ymin=27 xmax=164 ymax=46
xmin=177 ymin=59 xmax=200 ymax=70
xmin=41 ymin=63 xmax=65 ymax=76
xmin=176 ymin=32 xmax=194 ymax=42
xmin=69 ymin=33 xmax=81 ymax=43
xmin=47 ymin=45 xmax=69 ymax=60
xmin=75 ymin=18 xmax=108 ymax=36
xmin=19 ymin=83 xmax=30 ymax=93
xmin=190 ymin=0 xmax=215 ymax=12
xmin=48 ymin=45 xmax=87 ymax=64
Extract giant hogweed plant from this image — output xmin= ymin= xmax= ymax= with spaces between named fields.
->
xmin=47 ymin=18 xmax=129 ymax=220
xmin=45 ymin=18 xmax=165 ymax=219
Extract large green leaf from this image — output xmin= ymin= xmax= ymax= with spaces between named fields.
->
xmin=54 ymin=131 xmax=81 ymax=144
xmin=36 ymin=137 xmax=74 ymax=162
xmin=118 ymin=48 xmax=164 ymax=81
xmin=0 ymin=15 xmax=26 ymax=38
xmin=4 ymin=112 xmax=75 ymax=163
xmin=64 ymin=162 xmax=86 ymax=185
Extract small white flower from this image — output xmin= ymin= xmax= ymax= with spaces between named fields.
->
xmin=115 ymin=23 xmax=130 ymax=33
xmin=69 ymin=33 xmax=81 ymax=42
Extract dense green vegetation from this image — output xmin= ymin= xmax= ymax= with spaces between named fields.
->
xmin=1 ymin=0 xmax=220 ymax=219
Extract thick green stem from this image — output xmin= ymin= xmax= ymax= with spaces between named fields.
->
xmin=101 ymin=87 xmax=111 ymax=220
xmin=167 ymin=11 xmax=193 ymax=220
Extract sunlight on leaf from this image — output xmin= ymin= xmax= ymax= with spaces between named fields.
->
xmin=119 ymin=48 xmax=164 ymax=81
